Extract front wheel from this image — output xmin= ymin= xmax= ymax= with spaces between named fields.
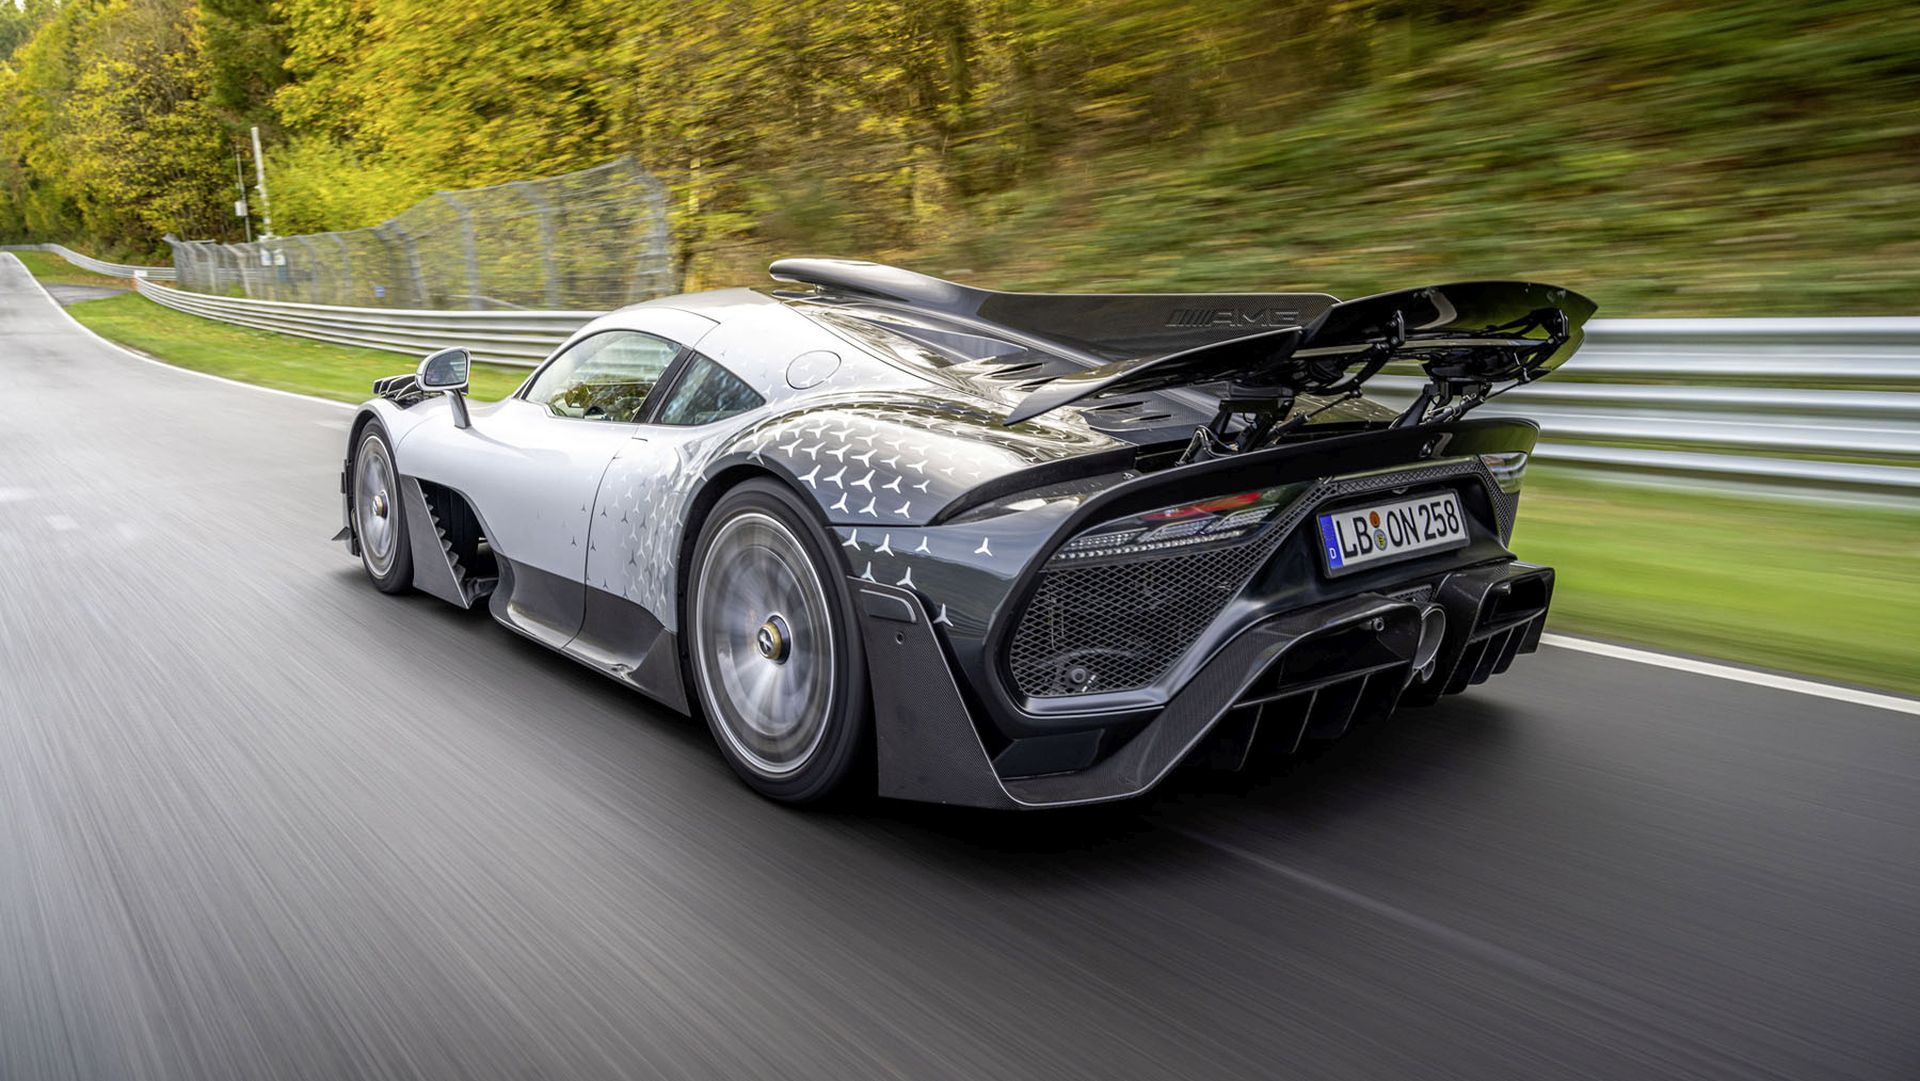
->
xmin=352 ymin=424 xmax=413 ymax=594
xmin=685 ymin=479 xmax=870 ymax=804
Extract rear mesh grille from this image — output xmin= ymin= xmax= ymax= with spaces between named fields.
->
xmin=1006 ymin=538 xmax=1283 ymax=697
xmin=1005 ymin=460 xmax=1492 ymax=699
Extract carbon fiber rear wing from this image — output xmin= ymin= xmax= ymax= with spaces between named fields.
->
xmin=1004 ymin=280 xmax=1597 ymax=427
xmin=764 ymin=260 xmax=1595 ymax=430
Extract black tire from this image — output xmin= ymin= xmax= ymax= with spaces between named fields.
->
xmin=351 ymin=424 xmax=413 ymax=594
xmin=684 ymin=479 xmax=871 ymax=804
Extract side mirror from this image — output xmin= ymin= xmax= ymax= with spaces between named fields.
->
xmin=417 ymin=347 xmax=472 ymax=428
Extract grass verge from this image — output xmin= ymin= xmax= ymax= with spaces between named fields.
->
xmin=12 ymin=249 xmax=130 ymax=289
xmin=60 ymin=292 xmax=528 ymax=403
xmin=1513 ymin=469 xmax=1920 ymax=698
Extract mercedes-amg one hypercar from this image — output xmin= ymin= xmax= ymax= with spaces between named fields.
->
xmin=336 ymin=258 xmax=1594 ymax=807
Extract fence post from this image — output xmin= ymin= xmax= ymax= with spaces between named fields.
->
xmin=163 ymin=234 xmax=183 ymax=285
xmin=509 ymin=180 xmax=563 ymax=309
xmin=294 ymin=236 xmax=323 ymax=302
xmin=376 ymin=222 xmax=429 ymax=307
xmin=332 ymin=232 xmax=354 ymax=305
xmin=223 ymin=243 xmax=255 ymax=298
xmin=438 ymin=191 xmax=483 ymax=310
xmin=635 ymin=169 xmax=674 ymax=301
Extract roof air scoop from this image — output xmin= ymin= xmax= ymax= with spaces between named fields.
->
xmin=770 ymin=258 xmax=989 ymax=317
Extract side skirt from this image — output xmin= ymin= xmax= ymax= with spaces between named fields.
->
xmin=389 ymin=478 xmax=691 ymax=717
xmin=488 ymin=556 xmax=690 ymax=717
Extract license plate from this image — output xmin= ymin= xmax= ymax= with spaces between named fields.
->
xmin=1317 ymin=491 xmax=1467 ymax=576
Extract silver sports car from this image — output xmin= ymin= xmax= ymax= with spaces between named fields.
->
xmin=337 ymin=258 xmax=1594 ymax=807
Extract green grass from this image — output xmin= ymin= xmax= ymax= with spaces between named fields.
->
xmin=1514 ymin=469 xmax=1920 ymax=697
xmin=60 ymin=292 xmax=529 ymax=404
xmin=11 ymin=249 xmax=129 ymax=289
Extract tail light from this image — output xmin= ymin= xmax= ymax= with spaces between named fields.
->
xmin=1479 ymin=452 xmax=1528 ymax=494
xmin=1052 ymin=483 xmax=1310 ymax=563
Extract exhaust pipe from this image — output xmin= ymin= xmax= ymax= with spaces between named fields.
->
xmin=1411 ymin=605 xmax=1448 ymax=682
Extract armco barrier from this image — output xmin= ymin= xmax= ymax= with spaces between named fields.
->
xmin=2 ymin=242 xmax=177 ymax=281
xmin=138 ymin=277 xmax=592 ymax=366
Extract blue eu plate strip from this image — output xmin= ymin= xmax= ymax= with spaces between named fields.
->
xmin=1318 ymin=515 xmax=1344 ymax=569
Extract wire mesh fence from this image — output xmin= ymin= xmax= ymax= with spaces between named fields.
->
xmin=166 ymin=158 xmax=672 ymax=310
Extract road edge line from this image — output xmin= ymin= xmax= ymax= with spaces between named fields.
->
xmin=4 ymin=252 xmax=354 ymax=411
xmin=1540 ymin=633 xmax=1920 ymax=716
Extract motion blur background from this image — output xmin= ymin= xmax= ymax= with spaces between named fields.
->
xmin=3 ymin=0 xmax=1915 ymax=311
xmin=2 ymin=0 xmax=1917 ymax=695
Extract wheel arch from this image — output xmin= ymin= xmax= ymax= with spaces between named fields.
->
xmin=673 ymin=463 xmax=836 ymax=627
xmin=673 ymin=463 xmax=876 ymax=802
xmin=340 ymin=408 xmax=385 ymax=555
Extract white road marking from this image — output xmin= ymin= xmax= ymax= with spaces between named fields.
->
xmin=44 ymin=515 xmax=78 ymax=531
xmin=1542 ymin=633 xmax=1920 ymax=717
xmin=3 ymin=253 xmax=354 ymax=411
xmin=0 ymin=487 xmax=36 ymax=503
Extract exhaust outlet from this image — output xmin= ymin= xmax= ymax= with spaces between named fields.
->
xmin=1412 ymin=605 xmax=1448 ymax=681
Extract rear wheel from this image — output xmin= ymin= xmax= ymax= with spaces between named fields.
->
xmin=353 ymin=425 xmax=413 ymax=594
xmin=686 ymin=480 xmax=869 ymax=804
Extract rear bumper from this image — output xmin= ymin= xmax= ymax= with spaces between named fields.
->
xmin=855 ymin=559 xmax=1554 ymax=809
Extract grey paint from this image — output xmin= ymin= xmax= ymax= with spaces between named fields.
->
xmin=398 ymin=475 xmax=473 ymax=608
xmin=384 ymin=286 xmax=1121 ymax=647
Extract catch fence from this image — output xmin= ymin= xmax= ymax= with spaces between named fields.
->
xmin=165 ymin=158 xmax=671 ymax=311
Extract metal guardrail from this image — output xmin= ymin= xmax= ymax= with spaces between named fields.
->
xmin=138 ymin=277 xmax=592 ymax=366
xmin=131 ymin=278 xmax=1920 ymax=498
xmin=2 ymin=242 xmax=177 ymax=280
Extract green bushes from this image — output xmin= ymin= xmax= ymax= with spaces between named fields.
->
xmin=3 ymin=0 xmax=1915 ymax=314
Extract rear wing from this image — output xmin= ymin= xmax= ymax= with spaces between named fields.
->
xmin=1005 ymin=280 xmax=1597 ymax=425
xmin=764 ymin=260 xmax=1595 ymax=428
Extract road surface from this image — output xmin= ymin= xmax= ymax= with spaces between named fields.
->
xmin=1 ymin=254 xmax=1915 ymax=1081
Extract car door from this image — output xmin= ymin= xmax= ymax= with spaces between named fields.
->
xmin=568 ymin=350 xmax=770 ymax=705
xmin=582 ymin=350 xmax=772 ymax=622
xmin=401 ymin=323 xmax=701 ymax=646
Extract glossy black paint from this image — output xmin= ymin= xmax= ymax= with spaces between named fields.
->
xmin=772 ymin=257 xmax=1339 ymax=362
xmin=1005 ymin=327 xmax=1308 ymax=424
xmin=963 ymin=419 xmax=1540 ymax=739
xmin=754 ymin=411 xmax=1541 ymax=757
xmin=1304 ymin=280 xmax=1598 ymax=378
xmin=708 ymin=392 xmax=1131 ymax=529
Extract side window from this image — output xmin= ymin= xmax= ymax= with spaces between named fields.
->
xmin=651 ymin=353 xmax=765 ymax=426
xmin=524 ymin=331 xmax=680 ymax=422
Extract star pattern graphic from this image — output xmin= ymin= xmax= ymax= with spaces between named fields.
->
xmin=561 ymin=343 xmax=1118 ymax=642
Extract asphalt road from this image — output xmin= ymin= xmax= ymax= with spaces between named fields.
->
xmin=2 ymin=254 xmax=1916 ymax=1081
